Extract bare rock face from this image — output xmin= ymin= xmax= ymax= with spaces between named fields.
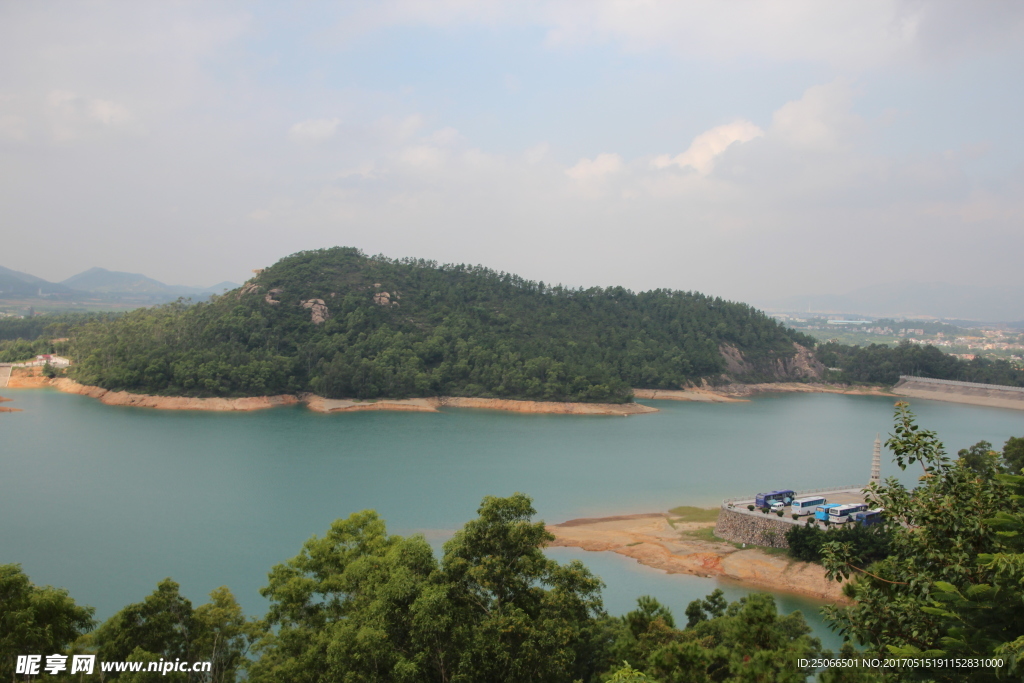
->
xmin=300 ymin=299 xmax=329 ymax=324
xmin=782 ymin=343 xmax=826 ymax=379
xmin=264 ymin=288 xmax=283 ymax=305
xmin=718 ymin=343 xmax=824 ymax=381
xmin=372 ymin=290 xmax=401 ymax=307
xmin=238 ymin=282 xmax=261 ymax=298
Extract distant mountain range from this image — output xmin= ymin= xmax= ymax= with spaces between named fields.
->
xmin=0 ymin=265 xmax=238 ymax=304
xmin=758 ymin=282 xmax=1024 ymax=323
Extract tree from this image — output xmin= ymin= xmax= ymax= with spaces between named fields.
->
xmin=90 ymin=579 xmax=260 ymax=683
xmin=821 ymin=402 xmax=1024 ymax=681
xmin=0 ymin=564 xmax=94 ymax=682
xmin=1003 ymin=436 xmax=1024 ymax=474
xmin=249 ymin=493 xmax=607 ymax=683
xmin=957 ymin=440 xmax=1000 ymax=477
xmin=609 ymin=591 xmax=822 ymax=683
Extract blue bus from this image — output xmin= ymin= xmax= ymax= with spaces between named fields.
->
xmin=755 ymin=490 xmax=795 ymax=508
xmin=814 ymin=503 xmax=841 ymax=521
xmin=852 ymin=509 xmax=884 ymax=527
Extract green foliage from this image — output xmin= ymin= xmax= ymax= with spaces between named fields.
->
xmin=957 ymin=440 xmax=1001 ymax=478
xmin=90 ymin=579 xmax=260 ymax=683
xmin=0 ymin=312 xmax=121 ymax=341
xmin=821 ymin=402 xmax=1024 ymax=681
xmin=65 ymin=248 xmax=814 ymax=401
xmin=684 ymin=588 xmax=727 ymax=628
xmin=249 ymin=493 xmax=607 ymax=683
xmin=609 ymin=591 xmax=821 ymax=682
xmin=1002 ymin=436 xmax=1024 ymax=474
xmin=0 ymin=338 xmax=53 ymax=362
xmin=816 ymin=340 xmax=1024 ymax=387
xmin=785 ymin=522 xmax=891 ymax=565
xmin=606 ymin=662 xmax=653 ymax=681
xmin=0 ymin=564 xmax=95 ymax=681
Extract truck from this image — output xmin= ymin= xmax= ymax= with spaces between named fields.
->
xmin=755 ymin=490 xmax=795 ymax=509
xmin=828 ymin=504 xmax=869 ymax=524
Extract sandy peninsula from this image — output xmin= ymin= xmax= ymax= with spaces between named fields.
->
xmin=0 ymin=395 xmax=20 ymax=413
xmin=547 ymin=511 xmax=848 ymax=603
xmin=7 ymin=371 xmax=658 ymax=416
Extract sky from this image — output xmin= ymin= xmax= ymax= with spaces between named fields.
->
xmin=1 ymin=1 xmax=1023 ymax=304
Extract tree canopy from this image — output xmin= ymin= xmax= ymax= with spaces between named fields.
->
xmin=821 ymin=403 xmax=1024 ymax=681
xmin=815 ymin=341 xmax=1024 ymax=387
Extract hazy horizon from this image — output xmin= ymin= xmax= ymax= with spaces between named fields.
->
xmin=2 ymin=2 xmax=1023 ymax=304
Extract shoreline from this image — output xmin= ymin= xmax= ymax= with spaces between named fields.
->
xmin=11 ymin=374 xmax=659 ymax=416
xmin=547 ymin=512 xmax=849 ymax=603
xmin=5 ymin=367 xmax=898 ymax=415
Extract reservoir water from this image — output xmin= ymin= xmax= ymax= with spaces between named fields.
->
xmin=2 ymin=388 xmax=1022 ymax=651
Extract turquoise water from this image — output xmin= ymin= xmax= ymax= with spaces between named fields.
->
xmin=2 ymin=388 xmax=1022 ymax=651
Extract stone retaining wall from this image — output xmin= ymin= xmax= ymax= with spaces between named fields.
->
xmin=714 ymin=507 xmax=792 ymax=549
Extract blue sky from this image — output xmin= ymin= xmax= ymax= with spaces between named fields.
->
xmin=2 ymin=1 xmax=1022 ymax=303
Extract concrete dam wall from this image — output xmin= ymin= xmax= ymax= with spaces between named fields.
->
xmin=892 ymin=376 xmax=1024 ymax=411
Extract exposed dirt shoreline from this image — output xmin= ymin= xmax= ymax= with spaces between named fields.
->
xmin=547 ymin=512 xmax=849 ymax=603
xmin=9 ymin=373 xmax=658 ymax=416
xmin=6 ymin=366 xmax=893 ymax=415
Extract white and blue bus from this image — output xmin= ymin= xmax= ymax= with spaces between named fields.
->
xmin=828 ymin=504 xmax=868 ymax=524
xmin=791 ymin=496 xmax=827 ymax=517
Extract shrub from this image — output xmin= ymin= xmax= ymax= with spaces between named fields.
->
xmin=761 ymin=508 xmax=769 ymax=514
xmin=792 ymin=513 xmax=799 ymax=520
xmin=776 ymin=510 xmax=784 ymax=517
xmin=747 ymin=505 xmax=755 ymax=511
xmin=785 ymin=520 xmax=892 ymax=564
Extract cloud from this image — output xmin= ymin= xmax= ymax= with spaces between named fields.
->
xmin=42 ymin=90 xmax=137 ymax=141
xmin=329 ymin=1 xmax=1024 ymax=70
xmin=770 ymin=81 xmax=860 ymax=150
xmin=653 ymin=121 xmax=763 ymax=174
xmin=287 ymin=118 xmax=341 ymax=144
xmin=565 ymin=153 xmax=622 ymax=181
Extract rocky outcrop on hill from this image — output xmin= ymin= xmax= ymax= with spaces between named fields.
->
xmin=300 ymin=298 xmax=329 ymax=324
xmin=719 ymin=343 xmax=824 ymax=382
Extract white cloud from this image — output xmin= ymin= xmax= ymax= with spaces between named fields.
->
xmin=653 ymin=121 xmax=763 ymax=174
xmin=287 ymin=118 xmax=341 ymax=144
xmin=43 ymin=90 xmax=137 ymax=141
xmin=399 ymin=144 xmax=446 ymax=168
xmin=770 ymin=81 xmax=861 ymax=150
xmin=330 ymin=1 xmax=1024 ymax=70
xmin=89 ymin=99 xmax=133 ymax=126
xmin=523 ymin=143 xmax=549 ymax=164
xmin=565 ymin=152 xmax=622 ymax=181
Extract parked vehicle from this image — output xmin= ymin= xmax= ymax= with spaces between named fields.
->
xmin=755 ymin=490 xmax=795 ymax=508
xmin=770 ymin=500 xmax=786 ymax=513
xmin=791 ymin=496 xmax=826 ymax=517
xmin=852 ymin=509 xmax=884 ymax=527
xmin=828 ymin=504 xmax=869 ymax=524
xmin=814 ymin=503 xmax=841 ymax=521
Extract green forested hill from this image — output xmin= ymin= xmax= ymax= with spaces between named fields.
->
xmin=65 ymin=248 xmax=816 ymax=401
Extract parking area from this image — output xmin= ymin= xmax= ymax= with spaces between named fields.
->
xmin=723 ymin=487 xmax=874 ymax=527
